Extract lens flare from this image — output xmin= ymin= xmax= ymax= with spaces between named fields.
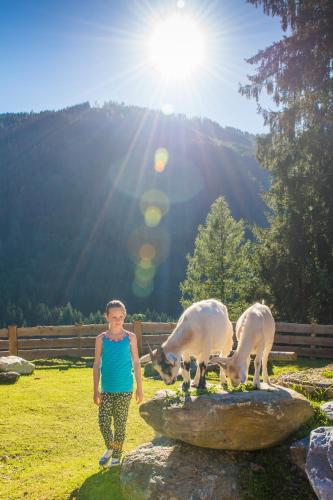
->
xmin=161 ymin=103 xmax=174 ymax=115
xmin=139 ymin=189 xmax=170 ymax=216
xmin=154 ymin=148 xmax=168 ymax=172
xmin=132 ymin=280 xmax=154 ymax=298
xmin=128 ymin=227 xmax=171 ymax=265
xmin=177 ymin=0 xmax=186 ymax=8
xmin=136 ymin=261 xmax=156 ymax=281
xmin=144 ymin=206 xmax=162 ymax=227
xmin=139 ymin=244 xmax=156 ymax=260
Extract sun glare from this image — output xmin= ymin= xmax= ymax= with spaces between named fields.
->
xmin=148 ymin=14 xmax=205 ymax=80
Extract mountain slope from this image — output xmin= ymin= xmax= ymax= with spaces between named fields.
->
xmin=0 ymin=102 xmax=268 ymax=317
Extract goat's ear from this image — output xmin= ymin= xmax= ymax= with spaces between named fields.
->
xmin=209 ymin=356 xmax=228 ymax=369
xmin=165 ymin=352 xmax=177 ymax=365
xmin=219 ymin=357 xmax=229 ymax=369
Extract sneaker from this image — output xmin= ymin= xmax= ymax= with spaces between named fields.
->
xmin=108 ymin=458 xmax=121 ymax=467
xmin=99 ymin=450 xmax=112 ymax=467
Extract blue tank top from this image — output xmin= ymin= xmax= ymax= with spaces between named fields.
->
xmin=100 ymin=332 xmax=134 ymax=393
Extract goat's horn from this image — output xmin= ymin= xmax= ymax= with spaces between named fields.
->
xmin=148 ymin=343 xmax=155 ymax=362
xmin=139 ymin=353 xmax=150 ymax=364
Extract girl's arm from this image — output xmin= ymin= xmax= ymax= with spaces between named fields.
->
xmin=93 ymin=335 xmax=103 ymax=405
xmin=129 ymin=333 xmax=144 ymax=404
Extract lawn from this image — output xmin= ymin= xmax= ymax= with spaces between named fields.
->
xmin=0 ymin=357 xmax=331 ymax=500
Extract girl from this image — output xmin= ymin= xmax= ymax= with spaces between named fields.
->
xmin=93 ymin=299 xmax=143 ymax=467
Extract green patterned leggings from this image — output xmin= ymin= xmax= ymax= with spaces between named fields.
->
xmin=98 ymin=392 xmax=132 ymax=459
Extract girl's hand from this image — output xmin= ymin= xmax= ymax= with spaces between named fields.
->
xmin=94 ymin=391 xmax=102 ymax=406
xmin=135 ymin=388 xmax=144 ymax=404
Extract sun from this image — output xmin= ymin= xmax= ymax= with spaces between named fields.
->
xmin=148 ymin=14 xmax=205 ymax=80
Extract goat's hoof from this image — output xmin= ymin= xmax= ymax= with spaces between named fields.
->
xmin=182 ymin=382 xmax=190 ymax=392
xmin=191 ymin=382 xmax=198 ymax=388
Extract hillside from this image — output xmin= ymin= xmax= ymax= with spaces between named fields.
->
xmin=0 ymin=102 xmax=268 ymax=318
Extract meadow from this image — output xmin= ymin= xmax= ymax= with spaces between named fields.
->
xmin=0 ymin=358 xmax=331 ymax=500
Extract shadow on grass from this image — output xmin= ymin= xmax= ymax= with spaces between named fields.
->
xmin=33 ymin=357 xmax=94 ymax=370
xmin=69 ymin=467 xmax=124 ymax=500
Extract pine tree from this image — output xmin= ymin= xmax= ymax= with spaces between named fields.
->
xmin=241 ymin=0 xmax=333 ymax=321
xmin=180 ymin=197 xmax=258 ymax=320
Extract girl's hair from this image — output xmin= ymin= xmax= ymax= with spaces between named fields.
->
xmin=105 ymin=299 xmax=127 ymax=316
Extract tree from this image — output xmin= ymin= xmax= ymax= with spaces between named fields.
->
xmin=240 ymin=0 xmax=333 ymax=322
xmin=241 ymin=0 xmax=333 ymax=133
xmin=180 ymin=197 xmax=258 ymax=320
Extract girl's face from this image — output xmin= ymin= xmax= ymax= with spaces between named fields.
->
xmin=106 ymin=307 xmax=126 ymax=328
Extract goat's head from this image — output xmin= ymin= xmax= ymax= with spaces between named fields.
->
xmin=218 ymin=357 xmax=247 ymax=387
xmin=148 ymin=344 xmax=180 ymax=385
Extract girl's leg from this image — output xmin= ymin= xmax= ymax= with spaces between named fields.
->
xmin=98 ymin=392 xmax=114 ymax=449
xmin=111 ymin=392 xmax=132 ymax=459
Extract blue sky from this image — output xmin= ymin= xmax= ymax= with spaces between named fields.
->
xmin=0 ymin=0 xmax=283 ymax=133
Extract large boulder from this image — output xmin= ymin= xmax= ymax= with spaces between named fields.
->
xmin=139 ymin=384 xmax=314 ymax=450
xmin=120 ymin=437 xmax=244 ymax=500
xmin=305 ymin=427 xmax=333 ymax=500
xmin=0 ymin=356 xmax=35 ymax=375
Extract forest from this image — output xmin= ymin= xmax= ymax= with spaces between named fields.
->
xmin=0 ymin=103 xmax=267 ymax=325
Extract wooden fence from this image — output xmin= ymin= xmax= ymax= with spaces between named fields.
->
xmin=0 ymin=321 xmax=332 ymax=360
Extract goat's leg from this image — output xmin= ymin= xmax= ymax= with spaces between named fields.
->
xmin=192 ymin=362 xmax=200 ymax=387
xmin=262 ymin=350 xmax=270 ymax=384
xmin=253 ymin=349 xmax=264 ymax=389
xmin=218 ymin=351 xmax=227 ymax=385
xmin=197 ymin=355 xmax=208 ymax=390
xmin=181 ymin=352 xmax=191 ymax=391
xmin=244 ymin=356 xmax=251 ymax=384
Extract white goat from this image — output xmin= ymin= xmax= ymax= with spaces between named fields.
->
xmin=217 ymin=303 xmax=275 ymax=389
xmin=140 ymin=299 xmax=233 ymax=390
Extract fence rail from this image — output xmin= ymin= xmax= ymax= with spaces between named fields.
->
xmin=0 ymin=321 xmax=332 ymax=360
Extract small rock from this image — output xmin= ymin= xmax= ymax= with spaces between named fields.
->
xmin=249 ymin=462 xmax=265 ymax=473
xmin=305 ymin=426 xmax=333 ymax=500
xmin=321 ymin=401 xmax=333 ymax=422
xmin=0 ymin=356 xmax=35 ymax=375
xmin=0 ymin=371 xmax=20 ymax=384
xmin=143 ymin=362 xmax=161 ymax=379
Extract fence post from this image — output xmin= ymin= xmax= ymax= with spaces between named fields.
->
xmin=8 ymin=325 xmax=18 ymax=356
xmin=134 ymin=320 xmax=143 ymax=355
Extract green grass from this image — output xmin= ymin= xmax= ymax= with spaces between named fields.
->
xmin=0 ymin=358 xmax=164 ymax=500
xmin=1 ymin=357 xmax=331 ymax=499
